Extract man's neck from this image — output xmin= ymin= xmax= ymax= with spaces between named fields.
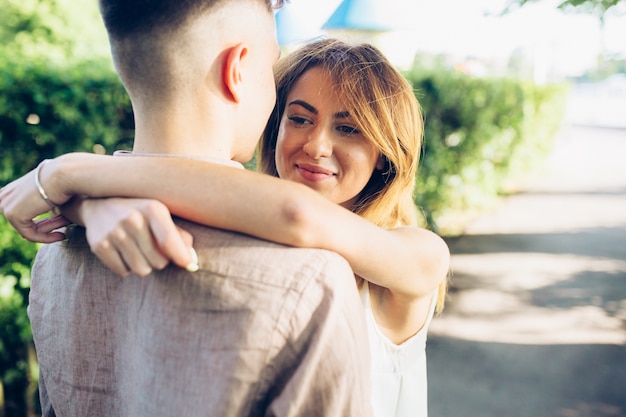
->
xmin=131 ymin=104 xmax=235 ymax=161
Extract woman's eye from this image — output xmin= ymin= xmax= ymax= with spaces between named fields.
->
xmin=288 ymin=115 xmax=311 ymax=126
xmin=337 ymin=125 xmax=360 ymax=135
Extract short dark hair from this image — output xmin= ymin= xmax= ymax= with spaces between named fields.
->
xmin=99 ymin=0 xmax=285 ymax=39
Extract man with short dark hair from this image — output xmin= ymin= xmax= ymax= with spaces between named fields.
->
xmin=16 ymin=1 xmax=372 ymax=415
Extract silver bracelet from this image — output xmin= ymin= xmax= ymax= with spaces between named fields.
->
xmin=34 ymin=159 xmax=60 ymax=214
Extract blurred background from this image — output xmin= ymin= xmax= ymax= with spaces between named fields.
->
xmin=275 ymin=0 xmax=626 ymax=125
xmin=1 ymin=0 xmax=625 ymax=416
xmin=277 ymin=0 xmax=626 ymax=77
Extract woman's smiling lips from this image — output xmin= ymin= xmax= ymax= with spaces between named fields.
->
xmin=296 ymin=163 xmax=335 ymax=182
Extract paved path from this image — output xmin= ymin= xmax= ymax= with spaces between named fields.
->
xmin=427 ymin=124 xmax=626 ymax=417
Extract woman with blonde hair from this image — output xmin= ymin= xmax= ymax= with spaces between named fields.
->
xmin=1 ymin=38 xmax=449 ymax=417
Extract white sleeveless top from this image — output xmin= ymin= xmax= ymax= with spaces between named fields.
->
xmin=360 ymin=282 xmax=437 ymax=417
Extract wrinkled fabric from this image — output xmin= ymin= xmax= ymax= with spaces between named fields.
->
xmin=29 ymin=219 xmax=372 ymax=417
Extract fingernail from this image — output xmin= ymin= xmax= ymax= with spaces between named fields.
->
xmin=185 ymin=247 xmax=199 ymax=272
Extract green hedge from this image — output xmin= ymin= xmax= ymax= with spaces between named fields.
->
xmin=0 ymin=59 xmax=133 ymax=184
xmin=405 ymin=68 xmax=569 ymax=232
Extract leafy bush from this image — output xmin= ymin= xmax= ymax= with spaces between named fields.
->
xmin=0 ymin=0 xmax=109 ymax=66
xmin=405 ymin=68 xmax=569 ymax=232
xmin=0 ymin=59 xmax=133 ymax=183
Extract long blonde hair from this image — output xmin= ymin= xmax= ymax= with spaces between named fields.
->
xmin=258 ymin=38 xmax=447 ymax=311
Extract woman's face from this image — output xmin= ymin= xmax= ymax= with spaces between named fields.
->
xmin=275 ymin=67 xmax=383 ymax=209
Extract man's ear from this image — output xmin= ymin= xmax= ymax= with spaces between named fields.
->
xmin=222 ymin=43 xmax=248 ymax=103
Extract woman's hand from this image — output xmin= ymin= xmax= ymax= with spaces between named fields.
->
xmin=0 ymin=160 xmax=72 ymax=243
xmin=74 ymin=197 xmax=198 ymax=277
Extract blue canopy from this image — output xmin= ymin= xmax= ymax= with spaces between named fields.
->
xmin=322 ymin=0 xmax=394 ymax=32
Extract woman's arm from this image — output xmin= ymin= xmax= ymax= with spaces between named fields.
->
xmin=2 ymin=152 xmax=449 ymax=299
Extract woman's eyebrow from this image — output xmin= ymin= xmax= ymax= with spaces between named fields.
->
xmin=287 ymin=100 xmax=351 ymax=120
xmin=288 ymin=100 xmax=317 ymax=114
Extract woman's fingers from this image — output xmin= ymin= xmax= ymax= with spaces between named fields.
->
xmin=119 ymin=208 xmax=170 ymax=271
xmin=34 ymin=215 xmax=71 ymax=233
xmin=83 ymin=198 xmax=160 ymax=277
xmin=90 ymin=221 xmax=162 ymax=278
xmin=110 ymin=225 xmax=156 ymax=277
xmin=91 ymin=237 xmax=131 ymax=277
xmin=86 ymin=198 xmax=195 ymax=276
xmin=30 ymin=215 xmax=69 ymax=243
xmin=144 ymin=202 xmax=198 ymax=271
xmin=2 ymin=215 xmax=68 ymax=244
xmin=81 ymin=197 xmax=196 ymax=277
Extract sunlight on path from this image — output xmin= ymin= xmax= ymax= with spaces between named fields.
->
xmin=430 ymin=253 xmax=626 ymax=345
xmin=431 ymin=124 xmax=626 ymax=346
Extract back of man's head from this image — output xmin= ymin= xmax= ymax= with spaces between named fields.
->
xmin=99 ymin=0 xmax=283 ymax=40
xmin=97 ymin=0 xmax=282 ymax=113
xmin=97 ymin=0 xmax=282 ymax=162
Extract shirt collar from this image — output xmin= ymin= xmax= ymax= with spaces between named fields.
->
xmin=113 ymin=150 xmax=244 ymax=169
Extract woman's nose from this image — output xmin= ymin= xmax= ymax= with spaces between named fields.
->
xmin=303 ymin=127 xmax=332 ymax=159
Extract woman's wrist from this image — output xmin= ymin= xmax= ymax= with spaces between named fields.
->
xmin=42 ymin=153 xmax=85 ymax=206
xmin=60 ymin=195 xmax=89 ymax=226
xmin=34 ymin=160 xmax=61 ymax=214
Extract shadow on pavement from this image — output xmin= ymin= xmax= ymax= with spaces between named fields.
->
xmin=428 ymin=336 xmax=626 ymax=417
xmin=446 ymin=228 xmax=626 ymax=261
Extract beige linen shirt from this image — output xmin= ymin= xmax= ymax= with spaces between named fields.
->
xmin=29 ymin=219 xmax=372 ymax=417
